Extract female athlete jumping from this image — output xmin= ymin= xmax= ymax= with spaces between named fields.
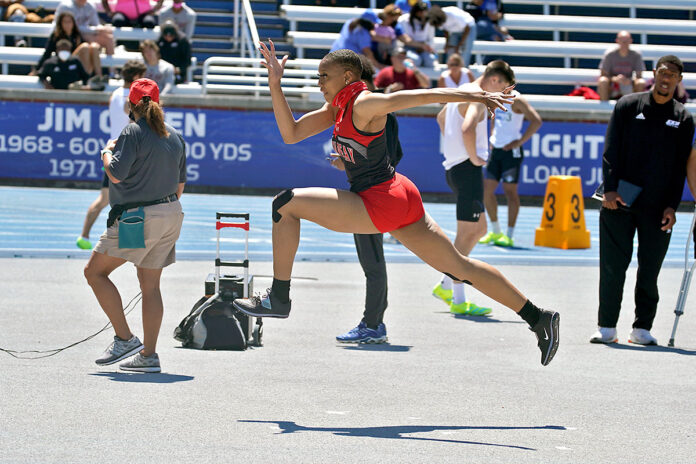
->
xmin=234 ymin=41 xmax=559 ymax=365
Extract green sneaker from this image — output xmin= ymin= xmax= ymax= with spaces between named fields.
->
xmin=450 ymin=301 xmax=492 ymax=316
xmin=76 ymin=237 xmax=92 ymax=250
xmin=479 ymin=231 xmax=502 ymax=244
xmin=432 ymin=283 xmax=453 ymax=305
xmin=494 ymin=234 xmax=514 ymax=247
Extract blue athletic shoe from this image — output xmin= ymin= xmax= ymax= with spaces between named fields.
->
xmin=336 ymin=322 xmax=387 ymax=344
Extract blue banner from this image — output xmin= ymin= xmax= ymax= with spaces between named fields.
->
xmin=0 ymin=100 xmax=691 ymax=200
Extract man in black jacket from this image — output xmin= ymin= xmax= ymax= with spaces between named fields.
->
xmin=591 ymin=55 xmax=695 ymax=346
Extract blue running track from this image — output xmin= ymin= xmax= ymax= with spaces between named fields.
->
xmin=0 ymin=186 xmax=694 ymax=267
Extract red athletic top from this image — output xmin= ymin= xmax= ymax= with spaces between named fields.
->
xmin=331 ymin=82 xmax=395 ymax=192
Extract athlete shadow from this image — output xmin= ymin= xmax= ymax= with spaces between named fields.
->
xmin=434 ymin=311 xmax=525 ymax=324
xmin=604 ymin=343 xmax=696 ymax=356
xmin=239 ymin=420 xmax=565 ymax=450
xmin=479 ymin=244 xmax=533 ymax=251
xmin=89 ymin=372 xmax=195 ymax=383
xmin=339 ymin=343 xmax=412 ymax=352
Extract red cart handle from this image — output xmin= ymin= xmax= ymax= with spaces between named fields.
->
xmin=216 ymin=221 xmax=249 ymax=231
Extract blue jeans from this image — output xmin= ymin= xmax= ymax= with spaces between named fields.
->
xmin=446 ymin=24 xmax=476 ymax=66
xmin=405 ymin=47 xmax=437 ymax=68
xmin=476 ymin=18 xmax=505 ymax=41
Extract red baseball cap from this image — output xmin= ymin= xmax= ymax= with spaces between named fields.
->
xmin=129 ymin=78 xmax=160 ymax=104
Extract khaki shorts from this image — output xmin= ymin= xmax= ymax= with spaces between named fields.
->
xmin=94 ymin=201 xmax=184 ymax=269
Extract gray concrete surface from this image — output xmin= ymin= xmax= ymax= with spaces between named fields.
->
xmin=1 ymin=258 xmax=695 ymax=463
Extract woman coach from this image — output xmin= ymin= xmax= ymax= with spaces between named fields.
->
xmin=84 ymin=78 xmax=186 ymax=373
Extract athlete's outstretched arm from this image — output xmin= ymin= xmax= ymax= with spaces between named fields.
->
xmin=260 ymin=40 xmax=334 ymax=144
xmin=354 ymin=86 xmax=515 ymax=120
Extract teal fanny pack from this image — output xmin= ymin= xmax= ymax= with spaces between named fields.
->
xmin=118 ymin=207 xmax=146 ymax=249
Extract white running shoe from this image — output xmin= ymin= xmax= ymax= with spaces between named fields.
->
xmin=589 ymin=327 xmax=618 ymax=344
xmin=628 ymin=328 xmax=658 ymax=346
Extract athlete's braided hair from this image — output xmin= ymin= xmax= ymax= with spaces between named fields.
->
xmin=322 ymin=49 xmax=363 ymax=82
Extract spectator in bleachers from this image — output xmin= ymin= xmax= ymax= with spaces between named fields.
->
xmin=374 ymin=45 xmax=430 ymax=93
xmin=3 ymin=1 xmax=54 ymax=46
xmin=597 ymin=31 xmax=646 ymax=101
xmin=3 ymin=1 xmax=53 ymax=22
xmin=427 ymin=5 xmax=475 ymax=66
xmin=158 ymin=1 xmax=196 ymax=40
xmin=397 ymin=1 xmax=437 ymax=68
xmin=140 ymin=39 xmax=174 ymax=95
xmin=372 ymin=4 xmax=402 ymax=66
xmin=466 ymin=0 xmax=512 ymax=42
xmin=37 ymin=38 xmax=90 ymax=89
xmin=330 ymin=9 xmax=384 ymax=71
xmin=56 ymin=0 xmax=115 ymax=55
xmin=37 ymin=12 xmax=106 ymax=82
xmin=394 ymin=0 xmax=430 ymax=14
xmin=157 ymin=21 xmax=191 ymax=84
xmin=438 ymin=53 xmax=474 ymax=88
xmin=102 ymin=0 xmax=163 ymax=29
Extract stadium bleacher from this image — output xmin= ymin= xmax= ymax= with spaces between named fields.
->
xmin=1 ymin=0 xmax=695 ymax=103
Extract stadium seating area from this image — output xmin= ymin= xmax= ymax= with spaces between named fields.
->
xmin=1 ymin=0 xmax=695 ymax=103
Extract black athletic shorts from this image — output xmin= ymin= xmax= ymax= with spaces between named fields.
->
xmin=485 ymin=146 xmax=524 ymax=184
xmin=445 ymin=159 xmax=484 ymax=222
xmin=101 ymin=172 xmax=109 ymax=188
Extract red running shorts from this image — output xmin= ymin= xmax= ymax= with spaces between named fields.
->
xmin=358 ymin=173 xmax=425 ymax=233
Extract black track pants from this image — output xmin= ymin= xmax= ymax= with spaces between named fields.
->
xmin=598 ymin=207 xmax=671 ymax=331
xmin=353 ymin=233 xmax=388 ymax=327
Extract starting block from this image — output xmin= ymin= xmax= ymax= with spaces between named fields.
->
xmin=534 ymin=175 xmax=591 ymax=249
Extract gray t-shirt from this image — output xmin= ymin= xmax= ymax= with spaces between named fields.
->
xmin=55 ymin=0 xmax=100 ymax=35
xmin=599 ymin=48 xmax=645 ymax=78
xmin=108 ymin=119 xmax=186 ymax=206
xmin=145 ymin=60 xmax=175 ymax=95
xmin=158 ymin=4 xmax=197 ymax=40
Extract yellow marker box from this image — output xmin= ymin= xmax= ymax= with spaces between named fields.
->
xmin=534 ymin=175 xmax=591 ymax=249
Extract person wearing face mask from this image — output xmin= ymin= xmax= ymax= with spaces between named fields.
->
xmin=590 ymin=55 xmax=694 ymax=346
xmin=37 ymin=39 xmax=90 ymax=90
xmin=158 ymin=1 xmax=197 ymax=41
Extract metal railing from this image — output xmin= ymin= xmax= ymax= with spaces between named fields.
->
xmin=233 ymin=0 xmax=261 ymax=59
xmin=201 ymin=57 xmax=322 ymax=97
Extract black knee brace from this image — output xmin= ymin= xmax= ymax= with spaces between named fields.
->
xmin=445 ymin=272 xmax=472 ymax=286
xmin=272 ymin=189 xmax=294 ymax=223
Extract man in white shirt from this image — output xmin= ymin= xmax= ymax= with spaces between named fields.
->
xmin=77 ymin=60 xmax=146 ymax=250
xmin=432 ymin=60 xmax=515 ymax=315
xmin=479 ymin=90 xmax=542 ymax=247
xmin=427 ymin=5 xmax=476 ymax=66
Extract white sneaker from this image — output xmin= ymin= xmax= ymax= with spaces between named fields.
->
xmin=589 ymin=327 xmax=618 ymax=344
xmin=628 ymin=328 xmax=657 ymax=346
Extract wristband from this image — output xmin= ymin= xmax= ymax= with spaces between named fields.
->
xmin=100 ymin=149 xmax=112 ymax=161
